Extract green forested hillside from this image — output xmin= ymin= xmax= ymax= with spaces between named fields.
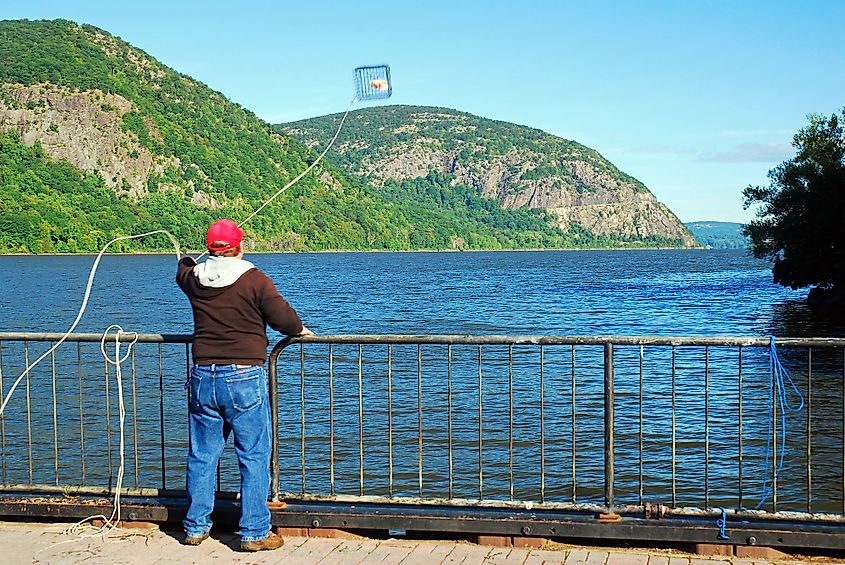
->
xmin=0 ymin=19 xmax=421 ymax=252
xmin=0 ymin=19 xmax=685 ymax=253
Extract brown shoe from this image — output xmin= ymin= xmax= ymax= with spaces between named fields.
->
xmin=184 ymin=532 xmax=209 ymax=546
xmin=240 ymin=532 xmax=284 ymax=552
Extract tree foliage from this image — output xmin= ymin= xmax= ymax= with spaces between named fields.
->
xmin=742 ymin=110 xmax=845 ymax=299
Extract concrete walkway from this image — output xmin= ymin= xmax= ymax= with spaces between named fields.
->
xmin=0 ymin=521 xmax=836 ymax=565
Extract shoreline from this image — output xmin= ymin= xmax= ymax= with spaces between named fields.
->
xmin=0 ymin=246 xmax=715 ymax=257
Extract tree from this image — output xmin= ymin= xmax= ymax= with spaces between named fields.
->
xmin=743 ymin=110 xmax=845 ymax=305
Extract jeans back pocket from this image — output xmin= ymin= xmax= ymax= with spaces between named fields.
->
xmin=225 ymin=371 xmax=263 ymax=411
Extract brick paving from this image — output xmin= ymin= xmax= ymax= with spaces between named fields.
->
xmin=0 ymin=521 xmax=837 ymax=565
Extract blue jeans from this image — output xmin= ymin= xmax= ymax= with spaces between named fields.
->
xmin=183 ymin=364 xmax=272 ymax=542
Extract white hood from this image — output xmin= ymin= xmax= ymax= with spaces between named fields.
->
xmin=193 ymin=256 xmax=255 ymax=288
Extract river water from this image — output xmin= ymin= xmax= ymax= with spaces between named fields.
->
xmin=0 ymin=250 xmax=843 ymax=512
xmin=0 ymin=249 xmax=838 ymax=337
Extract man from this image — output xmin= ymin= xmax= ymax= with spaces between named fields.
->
xmin=176 ymin=218 xmax=313 ymax=552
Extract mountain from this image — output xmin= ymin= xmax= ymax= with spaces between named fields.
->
xmin=0 ymin=19 xmax=425 ymax=253
xmin=0 ymin=19 xmax=691 ymax=253
xmin=684 ymin=221 xmax=749 ymax=249
xmin=279 ymin=106 xmax=696 ymax=248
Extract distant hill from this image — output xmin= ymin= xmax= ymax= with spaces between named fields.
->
xmin=280 ymin=106 xmax=696 ymax=248
xmin=685 ymin=221 xmax=749 ymax=249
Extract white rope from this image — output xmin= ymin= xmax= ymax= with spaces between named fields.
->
xmin=4 ymin=97 xmax=357 ymax=415
xmin=0 ymin=231 xmax=179 ymax=419
xmin=63 ymin=326 xmax=138 ymax=536
xmin=196 ymin=101 xmax=354 ymax=260
xmin=33 ymin=326 xmax=140 ymax=558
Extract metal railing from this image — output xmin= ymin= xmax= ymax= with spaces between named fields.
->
xmin=0 ymin=332 xmax=193 ymax=495
xmin=0 ymin=332 xmax=844 ymax=524
xmin=268 ymin=335 xmax=845 ymax=521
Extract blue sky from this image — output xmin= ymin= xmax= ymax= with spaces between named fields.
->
xmin=4 ymin=1 xmax=844 ymax=222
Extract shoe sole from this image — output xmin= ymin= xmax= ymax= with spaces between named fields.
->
xmin=184 ymin=533 xmax=209 ymax=546
xmin=240 ymin=539 xmax=284 ymax=551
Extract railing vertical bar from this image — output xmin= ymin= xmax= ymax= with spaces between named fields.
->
xmin=639 ymin=344 xmax=644 ymax=506
xmin=807 ymin=347 xmax=813 ymax=514
xmin=417 ymin=344 xmax=423 ymax=498
xmin=185 ymin=343 xmax=191 ymax=452
xmin=478 ymin=344 xmax=484 ymax=501
xmin=671 ymin=345 xmax=677 ymax=507
xmin=104 ymin=354 xmax=112 ymax=490
xmin=508 ymin=344 xmax=514 ymax=502
xmin=158 ymin=343 xmax=166 ymax=490
xmin=268 ymin=341 xmax=280 ymax=502
xmin=604 ymin=342 xmax=614 ymax=512
xmin=358 ymin=344 xmax=364 ymax=497
xmin=571 ymin=345 xmax=577 ymax=504
xmin=25 ymin=342 xmax=33 ymax=484
xmin=131 ymin=348 xmax=139 ymax=488
xmin=705 ymin=345 xmax=710 ymax=509
xmin=0 ymin=342 xmax=5 ymax=484
xmin=300 ymin=343 xmax=306 ymax=494
xmin=388 ymin=344 xmax=393 ymax=498
xmin=738 ymin=346 xmax=744 ymax=509
xmin=77 ymin=342 xmax=85 ymax=484
xmin=773 ymin=344 xmax=779 ymax=512
xmin=51 ymin=344 xmax=59 ymax=485
xmin=540 ymin=344 xmax=545 ymax=503
xmin=448 ymin=344 xmax=453 ymax=500
xmin=329 ymin=344 xmax=335 ymax=496
xmin=842 ymin=347 xmax=845 ymax=516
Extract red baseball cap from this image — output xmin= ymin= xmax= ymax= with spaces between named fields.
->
xmin=206 ymin=219 xmax=243 ymax=252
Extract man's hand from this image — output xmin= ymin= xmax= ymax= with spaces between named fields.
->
xmin=298 ymin=326 xmax=315 ymax=337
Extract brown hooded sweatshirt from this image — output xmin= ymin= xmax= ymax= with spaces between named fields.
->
xmin=177 ymin=257 xmax=304 ymax=365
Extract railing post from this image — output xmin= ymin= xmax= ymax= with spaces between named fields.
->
xmin=604 ymin=342 xmax=615 ymax=512
xmin=268 ymin=337 xmax=294 ymax=503
xmin=268 ymin=350 xmax=280 ymax=502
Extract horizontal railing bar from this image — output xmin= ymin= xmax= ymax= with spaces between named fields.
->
xmin=2 ymin=333 xmax=844 ymax=348
xmin=274 ymin=334 xmax=845 ymax=348
xmin=2 ymin=482 xmax=844 ymax=525
xmin=0 ymin=483 xmax=239 ymax=499
xmin=0 ymin=333 xmax=192 ymax=343
xmin=275 ymin=492 xmax=845 ymax=524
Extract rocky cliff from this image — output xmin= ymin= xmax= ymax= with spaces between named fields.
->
xmin=0 ymin=83 xmax=182 ymax=201
xmin=282 ymin=106 xmax=696 ymax=247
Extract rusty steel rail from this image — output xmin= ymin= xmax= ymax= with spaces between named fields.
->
xmin=268 ymin=334 xmax=845 ymax=523
xmin=0 ymin=332 xmax=195 ymax=494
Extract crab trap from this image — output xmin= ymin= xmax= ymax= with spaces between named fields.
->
xmin=353 ymin=64 xmax=392 ymax=101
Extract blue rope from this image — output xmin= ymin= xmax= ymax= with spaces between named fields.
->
xmin=716 ymin=507 xmax=730 ymax=540
xmin=755 ymin=336 xmax=805 ymax=509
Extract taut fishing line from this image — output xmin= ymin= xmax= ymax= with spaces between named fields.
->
xmin=196 ymin=64 xmax=393 ymax=260
xmin=4 ymin=65 xmax=391 ymax=552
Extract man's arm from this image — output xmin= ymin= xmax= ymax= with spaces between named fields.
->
xmin=176 ymin=256 xmax=197 ymax=290
xmin=256 ymin=274 xmax=308 ymax=336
